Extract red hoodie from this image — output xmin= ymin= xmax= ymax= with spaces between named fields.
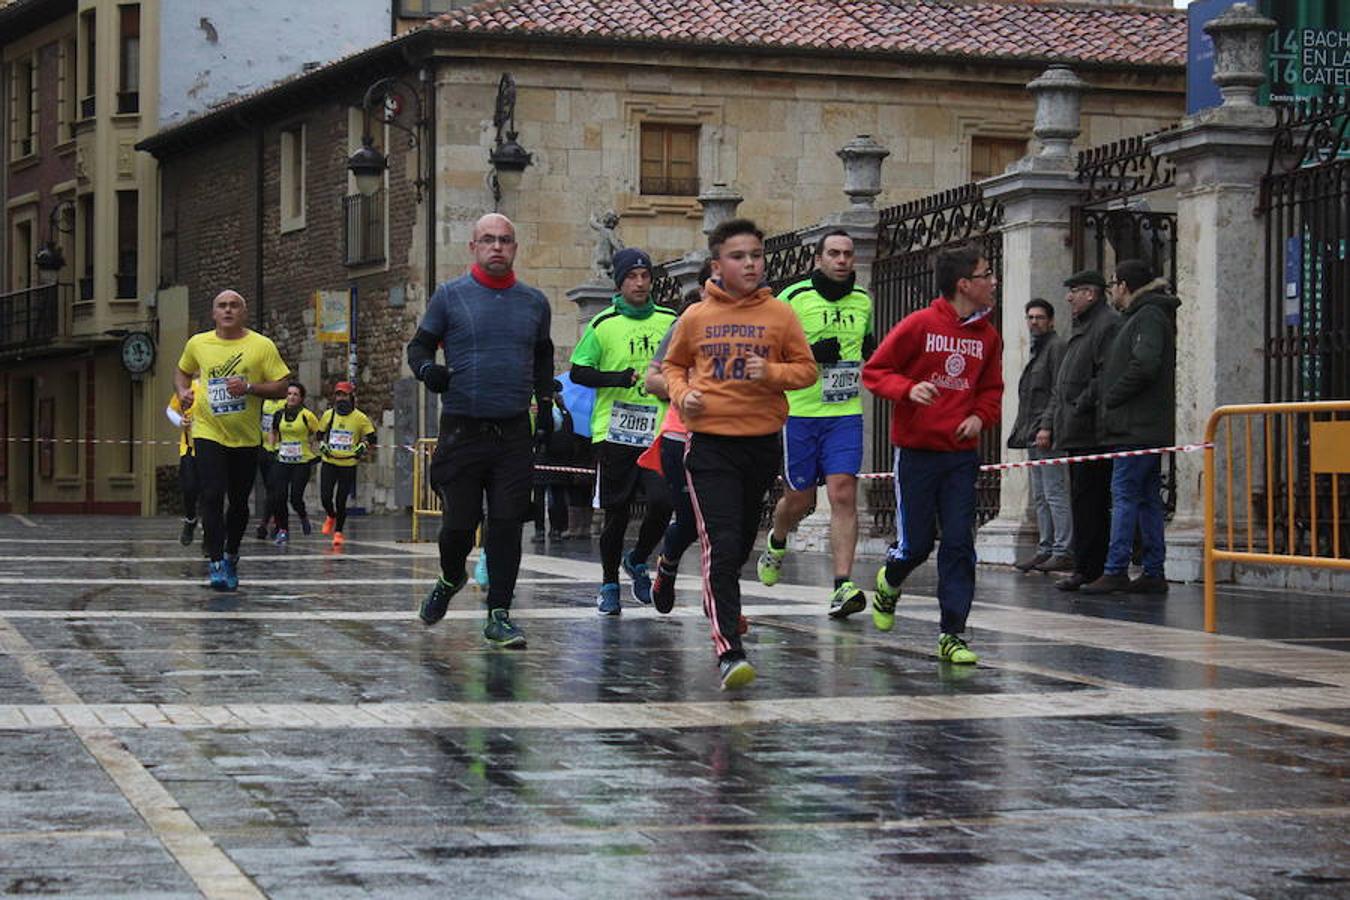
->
xmin=862 ymin=296 xmax=1003 ymax=452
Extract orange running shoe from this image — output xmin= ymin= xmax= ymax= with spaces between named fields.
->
xmin=332 ymin=532 xmax=345 ymax=548
xmin=321 ymin=516 xmax=336 ymax=535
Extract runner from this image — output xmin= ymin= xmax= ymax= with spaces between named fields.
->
xmin=758 ymin=230 xmax=876 ymax=619
xmin=165 ymin=379 xmax=203 ymax=546
xmin=316 ymin=381 xmax=375 ymax=549
xmin=661 ymin=219 xmax=817 ymax=690
xmin=569 ymin=247 xmax=677 ymax=615
xmin=174 ymin=289 xmax=291 ymax=591
xmin=267 ymin=381 xmax=320 ymax=545
xmin=861 ymin=242 xmax=1003 ymax=665
xmin=254 ymin=394 xmax=285 ymax=539
xmin=407 ymin=213 xmax=554 ymax=648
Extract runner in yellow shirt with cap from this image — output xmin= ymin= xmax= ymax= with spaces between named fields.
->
xmin=316 ymin=381 xmax=375 ymax=549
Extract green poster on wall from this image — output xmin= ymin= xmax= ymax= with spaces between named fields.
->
xmin=1264 ymin=0 xmax=1348 ymax=101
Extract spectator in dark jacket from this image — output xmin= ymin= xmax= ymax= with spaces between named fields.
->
xmin=532 ymin=380 xmax=582 ymax=542
xmin=1081 ymin=260 xmax=1179 ymax=596
xmin=1041 ymin=270 xmax=1120 ymax=591
xmin=1008 ymin=298 xmax=1071 ymax=573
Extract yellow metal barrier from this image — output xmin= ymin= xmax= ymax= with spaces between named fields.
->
xmin=410 ymin=438 xmax=440 ymax=542
xmin=1204 ymin=401 xmax=1350 ymax=632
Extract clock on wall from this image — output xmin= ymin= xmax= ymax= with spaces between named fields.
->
xmin=120 ymin=331 xmax=156 ymax=375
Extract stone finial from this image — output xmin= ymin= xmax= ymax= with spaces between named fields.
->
xmin=1027 ymin=66 xmax=1087 ymax=159
xmin=1204 ymin=3 xmax=1277 ymax=108
xmin=697 ymin=182 xmax=745 ymax=237
xmin=837 ymin=135 xmax=889 ymax=211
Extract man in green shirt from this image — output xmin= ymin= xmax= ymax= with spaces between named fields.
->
xmin=758 ymin=231 xmax=876 ymax=618
xmin=570 ymin=248 xmax=677 ymax=615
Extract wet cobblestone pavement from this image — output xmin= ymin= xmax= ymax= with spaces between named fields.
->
xmin=1 ymin=515 xmax=1346 ymax=898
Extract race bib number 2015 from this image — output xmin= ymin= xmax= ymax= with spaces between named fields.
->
xmin=821 ymin=361 xmax=861 ymax=403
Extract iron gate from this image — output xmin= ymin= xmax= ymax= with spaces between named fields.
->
xmin=868 ymin=184 xmax=1005 ymax=535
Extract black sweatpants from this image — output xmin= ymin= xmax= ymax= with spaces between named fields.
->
xmin=269 ymin=461 xmax=313 ymax=532
xmin=320 ymin=462 xmax=357 ymax=533
xmin=1069 ymin=454 xmax=1114 ymax=581
xmin=194 ymin=439 xmax=257 ymax=562
xmin=595 ymin=441 xmax=673 ymax=584
xmin=532 ymin=484 xmax=568 ymax=532
xmin=684 ymin=432 xmax=781 ymax=662
xmin=431 ymin=413 xmax=534 ymax=612
xmin=179 ymin=453 xmax=200 ymax=521
xmin=659 ymin=436 xmax=698 ymax=566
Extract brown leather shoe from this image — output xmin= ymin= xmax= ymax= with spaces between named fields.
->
xmin=1035 ymin=554 xmax=1075 ymax=573
xmin=1080 ymin=573 xmax=1132 ymax=594
xmin=1127 ymin=574 xmax=1169 ymax=594
xmin=1014 ymin=551 xmax=1051 ymax=572
xmin=1055 ymin=572 xmax=1090 ymax=592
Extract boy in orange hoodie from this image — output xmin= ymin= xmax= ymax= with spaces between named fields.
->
xmin=662 ymin=219 xmax=817 ymax=690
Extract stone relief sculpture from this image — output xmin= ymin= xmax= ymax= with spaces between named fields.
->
xmin=588 ymin=210 xmax=624 ymax=280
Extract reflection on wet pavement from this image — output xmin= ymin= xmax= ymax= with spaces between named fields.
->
xmin=0 ymin=515 xmax=1346 ymax=897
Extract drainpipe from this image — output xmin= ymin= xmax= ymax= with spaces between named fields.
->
xmin=254 ymin=126 xmax=265 ymax=322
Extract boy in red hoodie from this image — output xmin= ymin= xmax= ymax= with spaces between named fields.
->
xmin=662 ymin=219 xmax=817 ymax=690
xmin=861 ymin=242 xmax=1003 ymax=665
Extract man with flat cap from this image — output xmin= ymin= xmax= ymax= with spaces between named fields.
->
xmin=1040 ymin=269 xmax=1120 ymax=591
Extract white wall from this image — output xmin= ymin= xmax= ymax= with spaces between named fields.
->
xmin=158 ymin=1 xmax=391 ymax=126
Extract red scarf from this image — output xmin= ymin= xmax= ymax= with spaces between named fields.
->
xmin=470 ymin=264 xmax=517 ymax=290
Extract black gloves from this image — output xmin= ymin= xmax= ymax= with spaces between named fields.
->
xmin=535 ymin=397 xmax=554 ymax=437
xmin=810 ymin=337 xmax=841 ymax=365
xmin=419 ymin=363 xmax=453 ymax=394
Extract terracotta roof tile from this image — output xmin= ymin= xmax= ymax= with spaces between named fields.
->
xmin=427 ymin=0 xmax=1186 ymax=67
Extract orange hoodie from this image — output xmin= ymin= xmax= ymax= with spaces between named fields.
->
xmin=661 ymin=281 xmax=817 ymax=437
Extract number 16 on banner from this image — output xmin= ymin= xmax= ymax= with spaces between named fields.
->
xmin=316 ymin=289 xmax=352 ymax=343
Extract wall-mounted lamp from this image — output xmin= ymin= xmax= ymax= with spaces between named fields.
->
xmin=347 ymin=75 xmax=428 ymax=201
xmin=488 ymin=73 xmax=532 ymax=208
xmin=35 ymin=199 xmax=76 ymax=272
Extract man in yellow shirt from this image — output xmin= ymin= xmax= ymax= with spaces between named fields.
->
xmin=175 ymin=290 xmax=291 ymax=590
xmin=316 ymin=381 xmax=376 ymax=549
xmin=165 ymin=380 xmax=203 ymax=547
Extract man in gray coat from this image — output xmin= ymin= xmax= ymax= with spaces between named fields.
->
xmin=1081 ymin=259 xmax=1179 ymax=595
xmin=1008 ymin=298 xmax=1072 ymax=572
xmin=1041 ymin=270 xmax=1121 ymax=592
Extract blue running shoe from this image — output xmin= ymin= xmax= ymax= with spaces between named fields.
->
xmin=623 ymin=550 xmax=652 ymax=605
xmin=473 ymin=552 xmax=489 ymax=588
xmin=208 ymin=560 xmax=228 ymax=591
xmin=222 ymin=554 xmax=239 ymax=591
xmin=597 ymin=582 xmax=622 ymax=616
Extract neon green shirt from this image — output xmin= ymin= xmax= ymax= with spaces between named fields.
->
xmin=176 ymin=330 xmax=290 ymax=448
xmin=780 ymin=278 xmax=873 ymax=417
xmin=274 ymin=407 xmax=320 ymax=463
xmin=570 ymin=298 xmax=676 ymax=446
xmin=317 ymin=407 xmax=376 ymax=467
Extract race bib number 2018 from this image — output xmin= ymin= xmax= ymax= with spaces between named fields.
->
xmin=606 ymin=402 xmax=658 ymax=447
xmin=207 ymin=377 xmax=246 ymax=417
xmin=821 ymin=361 xmax=861 ymax=403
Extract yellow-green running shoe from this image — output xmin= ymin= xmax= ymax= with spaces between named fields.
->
xmin=828 ymin=581 xmax=866 ymax=619
xmin=873 ymin=566 xmax=900 ymax=632
xmin=938 ymin=633 xmax=977 ymax=665
xmin=756 ymin=543 xmax=786 ymax=587
xmin=719 ymin=657 xmax=756 ymax=691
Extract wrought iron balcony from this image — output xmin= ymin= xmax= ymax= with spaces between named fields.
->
xmin=343 ymin=190 xmax=386 ymax=267
xmin=0 ymin=283 xmax=72 ymax=352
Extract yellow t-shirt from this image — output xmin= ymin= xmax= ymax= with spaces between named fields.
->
xmin=318 ymin=407 xmax=376 ymax=468
xmin=176 ymin=330 xmax=290 ymax=449
xmin=167 ymin=380 xmax=204 ymax=457
xmin=260 ymin=398 xmax=285 ymax=451
xmin=274 ymin=407 xmax=320 ymax=464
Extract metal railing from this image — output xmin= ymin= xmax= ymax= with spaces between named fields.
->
xmin=1203 ymin=401 xmax=1350 ymax=632
xmin=343 ymin=190 xmax=386 ymax=267
xmin=410 ymin=438 xmax=441 ymax=542
xmin=0 ymin=283 xmax=71 ymax=351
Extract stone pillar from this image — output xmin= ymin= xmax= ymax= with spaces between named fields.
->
xmin=1152 ymin=3 xmax=1276 ymax=581
xmin=974 ymin=66 xmax=1087 ymax=564
xmin=698 ymin=182 xmax=744 ymax=238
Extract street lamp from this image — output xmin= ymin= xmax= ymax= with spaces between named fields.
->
xmin=488 ymin=73 xmax=532 ymax=208
xmin=347 ymin=75 xmax=427 ymax=201
xmin=35 ymin=199 xmax=75 ymax=273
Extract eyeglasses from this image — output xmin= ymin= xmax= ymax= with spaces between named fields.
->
xmin=474 ymin=234 xmax=516 ymax=247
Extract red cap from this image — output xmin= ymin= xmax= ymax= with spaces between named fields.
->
xmin=334 ymin=381 xmax=356 ymax=394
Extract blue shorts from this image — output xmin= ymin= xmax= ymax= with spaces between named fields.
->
xmin=782 ymin=415 xmax=864 ymax=491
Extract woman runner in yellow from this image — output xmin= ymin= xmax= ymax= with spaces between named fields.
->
xmin=267 ymin=382 xmax=320 ymax=544
xmin=316 ymin=381 xmax=376 ymax=548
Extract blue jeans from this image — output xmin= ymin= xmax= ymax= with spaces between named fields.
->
xmin=1104 ymin=451 xmax=1165 ymax=577
xmin=884 ymin=448 xmax=979 ymax=634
